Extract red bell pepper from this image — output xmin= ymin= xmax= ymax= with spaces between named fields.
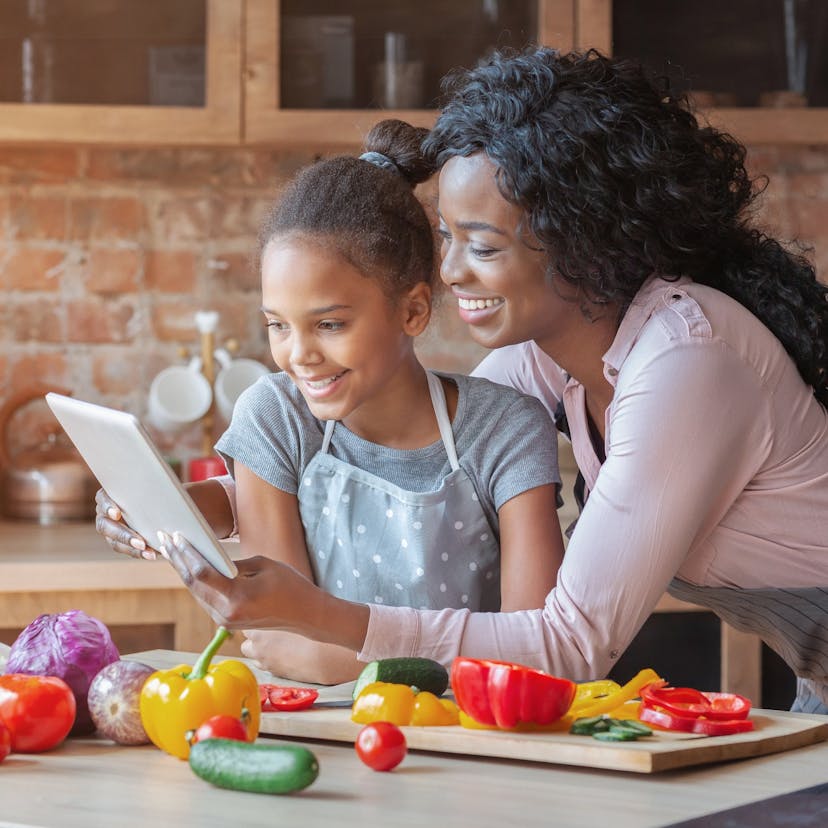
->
xmin=450 ymin=657 xmax=576 ymax=729
xmin=640 ymin=682 xmax=752 ymax=721
xmin=638 ymin=703 xmax=754 ymax=736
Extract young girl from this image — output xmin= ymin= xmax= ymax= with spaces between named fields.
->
xmin=99 ymin=119 xmax=564 ymax=684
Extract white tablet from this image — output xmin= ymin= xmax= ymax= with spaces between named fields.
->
xmin=45 ymin=392 xmax=238 ymax=578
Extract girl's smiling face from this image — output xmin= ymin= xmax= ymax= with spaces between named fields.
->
xmin=261 ymin=236 xmax=429 ymax=427
xmin=437 ymin=153 xmax=568 ymax=352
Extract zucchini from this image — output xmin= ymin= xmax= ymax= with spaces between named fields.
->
xmin=352 ymin=657 xmax=449 ymax=701
xmin=189 ymin=738 xmax=319 ymax=795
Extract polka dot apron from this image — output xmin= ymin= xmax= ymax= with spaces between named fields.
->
xmin=297 ymin=371 xmax=501 ymax=611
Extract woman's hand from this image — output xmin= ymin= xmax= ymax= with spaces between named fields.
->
xmin=94 ymin=488 xmax=156 ymax=560
xmin=158 ymin=530 xmax=372 ymax=652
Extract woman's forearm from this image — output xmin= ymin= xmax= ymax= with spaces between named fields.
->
xmin=305 ymin=588 xmax=372 ymax=653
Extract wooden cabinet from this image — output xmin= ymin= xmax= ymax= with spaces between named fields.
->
xmin=0 ymin=1 xmax=824 ymax=146
xmin=579 ymin=0 xmax=828 ymax=144
xmin=244 ymin=0 xmax=574 ymax=146
xmin=0 ymin=0 xmax=242 ymax=145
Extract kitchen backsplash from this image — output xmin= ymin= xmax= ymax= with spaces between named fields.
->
xmin=0 ymin=142 xmax=825 ymax=461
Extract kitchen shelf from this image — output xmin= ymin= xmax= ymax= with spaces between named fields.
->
xmin=0 ymin=1 xmax=823 ymax=147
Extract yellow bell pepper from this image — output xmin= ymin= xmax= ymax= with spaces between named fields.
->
xmin=140 ymin=626 xmax=260 ymax=759
xmin=351 ymin=681 xmax=459 ymax=726
xmin=567 ymin=668 xmax=661 ymax=719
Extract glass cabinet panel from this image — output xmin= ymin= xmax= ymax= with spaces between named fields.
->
xmin=278 ymin=0 xmax=538 ymax=110
xmin=0 ymin=0 xmax=207 ymax=106
xmin=613 ymin=0 xmax=828 ymax=107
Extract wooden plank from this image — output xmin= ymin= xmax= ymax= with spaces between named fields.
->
xmin=259 ymin=707 xmax=828 ymax=774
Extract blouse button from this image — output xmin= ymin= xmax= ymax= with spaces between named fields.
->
xmin=607 ymin=367 xmax=618 ymax=377
xmin=609 ymin=649 xmax=620 ymax=659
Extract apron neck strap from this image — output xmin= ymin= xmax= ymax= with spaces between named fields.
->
xmin=427 ymin=371 xmax=460 ymax=471
xmin=321 ymin=419 xmax=336 ymax=453
xmin=320 ymin=372 xmax=459 ymax=470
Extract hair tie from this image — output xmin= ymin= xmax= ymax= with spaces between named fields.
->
xmin=359 ymin=150 xmax=403 ymax=177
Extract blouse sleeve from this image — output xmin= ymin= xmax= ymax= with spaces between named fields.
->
xmin=359 ymin=339 xmax=770 ymax=678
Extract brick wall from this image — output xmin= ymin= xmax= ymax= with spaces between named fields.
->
xmin=0 ymin=143 xmax=825 ymax=467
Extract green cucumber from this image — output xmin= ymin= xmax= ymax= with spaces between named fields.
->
xmin=352 ymin=657 xmax=449 ymax=701
xmin=189 ymin=739 xmax=319 ymax=795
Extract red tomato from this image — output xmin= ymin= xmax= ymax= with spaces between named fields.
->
xmin=0 ymin=721 xmax=10 ymax=763
xmin=0 ymin=674 xmax=76 ymax=753
xmin=190 ymin=714 xmax=250 ymax=745
xmin=259 ymin=684 xmax=319 ymax=712
xmin=355 ymin=722 xmax=407 ymax=772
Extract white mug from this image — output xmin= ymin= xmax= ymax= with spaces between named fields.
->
xmin=147 ymin=365 xmax=213 ymax=433
xmin=214 ymin=358 xmax=269 ymax=421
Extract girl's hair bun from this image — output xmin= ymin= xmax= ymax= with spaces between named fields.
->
xmin=363 ymin=119 xmax=438 ymax=187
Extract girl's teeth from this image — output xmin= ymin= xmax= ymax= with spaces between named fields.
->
xmin=306 ymin=373 xmax=342 ymax=389
xmin=458 ymin=297 xmax=503 ymax=310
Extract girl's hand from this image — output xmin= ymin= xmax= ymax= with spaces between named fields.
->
xmin=242 ymin=630 xmax=363 ymax=685
xmin=94 ymin=488 xmax=157 ymax=560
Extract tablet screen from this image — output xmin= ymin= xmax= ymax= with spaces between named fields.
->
xmin=45 ymin=392 xmax=238 ymax=578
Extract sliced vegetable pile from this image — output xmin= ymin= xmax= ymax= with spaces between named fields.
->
xmin=638 ymin=681 xmax=754 ymax=736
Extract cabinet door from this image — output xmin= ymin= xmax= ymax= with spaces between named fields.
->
xmin=605 ymin=0 xmax=828 ymax=144
xmin=0 ymin=0 xmax=242 ymax=145
xmin=245 ymin=0 xmax=575 ymax=146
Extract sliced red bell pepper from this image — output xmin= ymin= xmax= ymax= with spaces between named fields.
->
xmin=640 ymin=682 xmax=751 ymax=721
xmin=259 ymin=684 xmax=319 ymax=712
xmin=450 ymin=657 xmax=576 ymax=729
xmin=638 ymin=703 xmax=754 ymax=736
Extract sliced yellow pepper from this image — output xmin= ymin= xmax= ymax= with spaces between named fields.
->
xmin=567 ymin=668 xmax=661 ymax=719
xmin=351 ymin=681 xmax=459 ymax=726
xmin=139 ymin=627 xmax=260 ymax=760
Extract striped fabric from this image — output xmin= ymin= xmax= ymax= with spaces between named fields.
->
xmin=668 ymin=579 xmax=828 ymax=713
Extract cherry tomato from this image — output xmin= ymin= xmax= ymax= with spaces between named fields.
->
xmin=190 ymin=714 xmax=251 ymax=746
xmin=0 ymin=674 xmax=76 ymax=753
xmin=0 ymin=721 xmax=11 ymax=763
xmin=355 ymin=722 xmax=407 ymax=771
xmin=259 ymin=684 xmax=319 ymax=712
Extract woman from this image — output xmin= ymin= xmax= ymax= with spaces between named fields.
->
xmin=105 ymin=48 xmax=828 ymax=712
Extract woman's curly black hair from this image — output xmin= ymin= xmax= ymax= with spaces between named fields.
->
xmin=423 ymin=48 xmax=828 ymax=406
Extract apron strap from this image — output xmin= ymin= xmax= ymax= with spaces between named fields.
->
xmin=320 ymin=372 xmax=459 ymax=470
xmin=321 ymin=418 xmax=336 ymax=454
xmin=427 ymin=371 xmax=460 ymax=471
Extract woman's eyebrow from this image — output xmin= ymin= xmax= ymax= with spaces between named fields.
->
xmin=437 ymin=213 xmax=507 ymax=236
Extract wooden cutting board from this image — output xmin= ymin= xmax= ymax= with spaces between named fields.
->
xmin=259 ymin=707 xmax=828 ymax=774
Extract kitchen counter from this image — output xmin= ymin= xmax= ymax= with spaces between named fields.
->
xmin=0 ymin=519 xmax=230 ymax=653
xmin=1 ymin=650 xmax=826 ymax=828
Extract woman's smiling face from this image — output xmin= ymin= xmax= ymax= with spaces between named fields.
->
xmin=437 ymin=153 xmax=565 ymax=351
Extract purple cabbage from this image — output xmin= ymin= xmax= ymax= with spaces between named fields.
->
xmin=7 ymin=610 xmax=120 ymax=734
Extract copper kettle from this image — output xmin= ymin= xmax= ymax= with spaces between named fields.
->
xmin=0 ymin=385 xmax=98 ymax=524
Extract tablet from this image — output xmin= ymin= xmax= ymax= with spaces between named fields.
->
xmin=45 ymin=392 xmax=238 ymax=578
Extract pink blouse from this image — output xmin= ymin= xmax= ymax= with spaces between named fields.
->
xmin=360 ymin=276 xmax=828 ymax=680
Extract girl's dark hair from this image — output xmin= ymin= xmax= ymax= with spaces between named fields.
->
xmin=259 ymin=119 xmax=435 ymax=300
xmin=424 ymin=48 xmax=828 ymax=405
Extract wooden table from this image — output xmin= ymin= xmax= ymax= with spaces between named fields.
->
xmin=1 ymin=649 xmax=826 ymax=828
xmin=0 ymin=519 xmax=227 ymax=654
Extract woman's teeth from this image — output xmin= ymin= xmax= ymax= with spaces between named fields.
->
xmin=458 ymin=297 xmax=503 ymax=310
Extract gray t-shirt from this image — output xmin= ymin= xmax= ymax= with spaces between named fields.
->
xmin=216 ymin=371 xmax=560 ymax=538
